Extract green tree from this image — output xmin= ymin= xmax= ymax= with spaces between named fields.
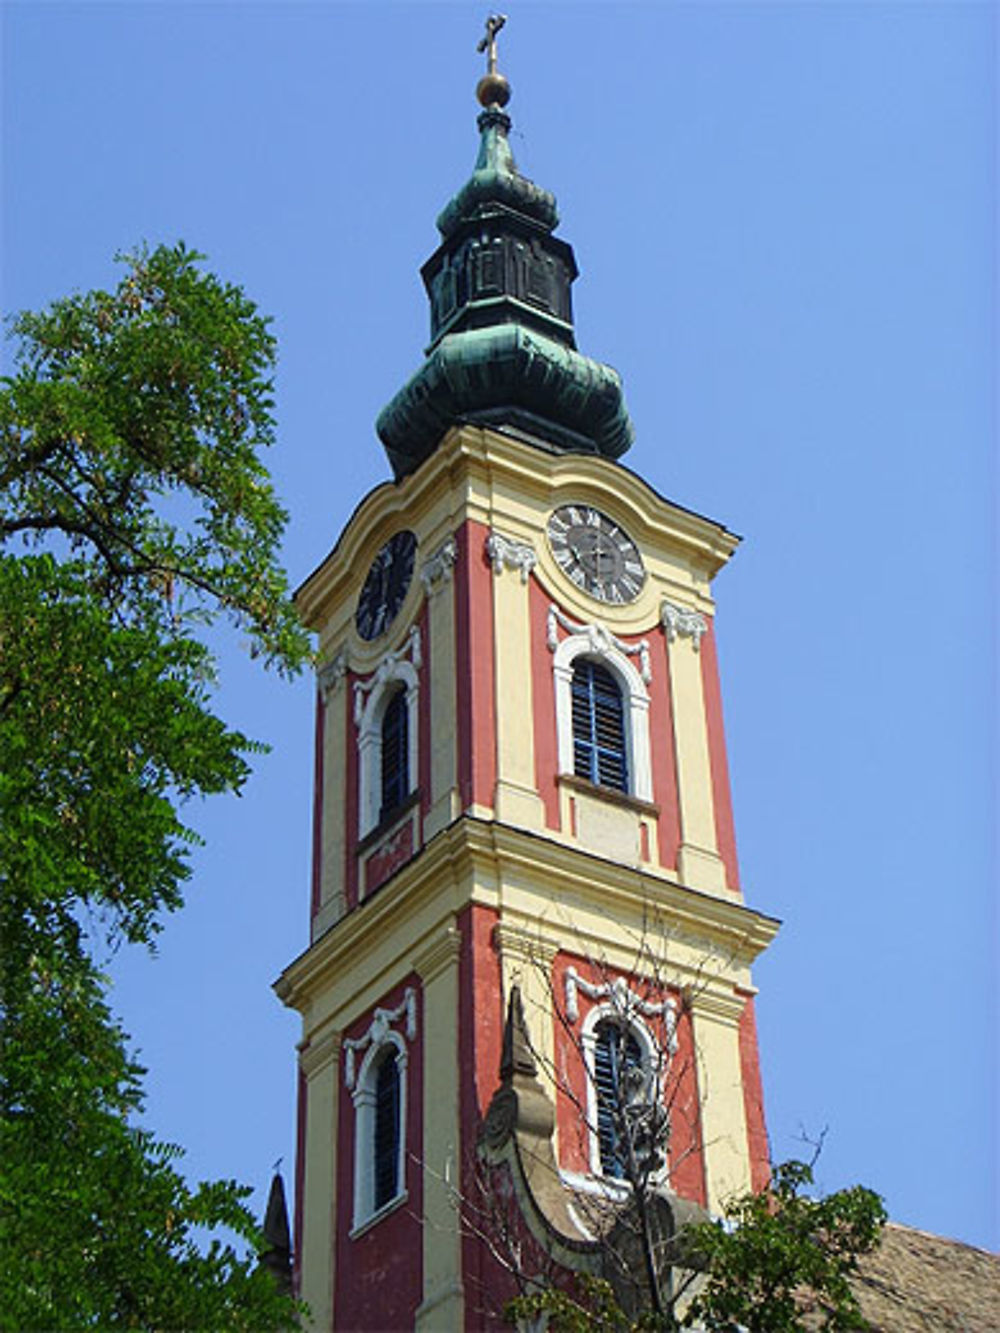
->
xmin=686 ymin=1160 xmax=887 ymax=1333
xmin=504 ymin=1160 xmax=887 ymax=1333
xmin=0 ymin=243 xmax=310 ymax=1329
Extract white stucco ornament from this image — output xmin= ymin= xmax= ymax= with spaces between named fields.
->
xmin=317 ymin=648 xmax=348 ymax=700
xmin=343 ymin=987 xmax=418 ymax=1090
xmin=547 ymin=604 xmax=651 ymax=684
xmin=485 ymin=530 xmax=537 ymax=582
xmin=661 ymin=599 xmax=708 ymax=651
xmin=564 ymin=966 xmax=678 ymax=1055
xmin=353 ymin=625 xmax=422 ymax=728
xmin=420 ymin=537 xmax=459 ymax=594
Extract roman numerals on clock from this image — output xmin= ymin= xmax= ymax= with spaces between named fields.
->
xmin=547 ymin=505 xmax=646 ymax=604
xmin=355 ymin=530 xmax=417 ymax=641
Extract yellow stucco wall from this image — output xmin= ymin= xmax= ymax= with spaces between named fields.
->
xmin=299 ymin=425 xmax=741 ymax=905
xmin=283 ymin=426 xmax=777 ymax=1325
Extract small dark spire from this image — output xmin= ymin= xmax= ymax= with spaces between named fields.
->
xmin=259 ymin=1171 xmax=293 ymax=1296
xmin=500 ymin=985 xmax=538 ymax=1080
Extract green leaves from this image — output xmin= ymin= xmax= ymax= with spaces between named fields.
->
xmin=687 ymin=1161 xmax=887 ymax=1333
xmin=0 ymin=247 xmax=308 ymax=1328
xmin=0 ymin=554 xmax=252 ymax=952
xmin=0 ymin=945 xmax=301 ymax=1331
xmin=502 ymin=1162 xmax=886 ymax=1333
xmin=0 ymin=242 xmax=309 ymax=671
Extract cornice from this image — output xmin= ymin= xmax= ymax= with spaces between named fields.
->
xmin=274 ymin=817 xmax=492 ymax=1014
xmin=412 ymin=925 xmax=462 ymax=984
xmin=295 ymin=427 xmax=739 ymax=631
xmin=687 ymin=983 xmax=748 ymax=1028
xmin=274 ymin=815 xmax=779 ymax=1016
xmin=481 ymin=820 xmax=779 ymax=960
xmin=298 ymin=1028 xmax=341 ymax=1079
xmin=493 ymin=920 xmax=560 ymax=967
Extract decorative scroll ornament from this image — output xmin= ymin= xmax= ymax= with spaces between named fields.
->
xmin=317 ymin=649 xmax=348 ymax=700
xmin=564 ymin=967 xmax=678 ymax=1056
xmin=661 ymin=599 xmax=708 ymax=652
xmin=420 ymin=537 xmax=458 ymax=594
xmin=343 ymin=988 xmax=418 ymax=1090
xmin=353 ymin=625 xmax=422 ymax=728
xmin=485 ymin=530 xmax=537 ymax=583
xmin=547 ymin=604 xmax=651 ymax=684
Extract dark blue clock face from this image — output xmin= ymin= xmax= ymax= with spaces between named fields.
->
xmin=355 ymin=530 xmax=417 ymax=641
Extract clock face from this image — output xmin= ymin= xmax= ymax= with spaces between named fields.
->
xmin=547 ymin=505 xmax=646 ymax=604
xmin=355 ymin=530 xmax=417 ymax=641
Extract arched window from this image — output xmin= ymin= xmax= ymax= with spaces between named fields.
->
xmin=571 ymin=659 xmax=628 ymax=792
xmin=593 ymin=1019 xmax=643 ymax=1178
xmin=552 ymin=632 xmax=652 ymax=803
xmin=351 ymin=1033 xmax=408 ymax=1230
xmin=356 ymin=660 xmax=419 ymax=837
xmin=380 ymin=687 xmax=409 ymax=820
xmin=373 ymin=1048 xmax=401 ymax=1210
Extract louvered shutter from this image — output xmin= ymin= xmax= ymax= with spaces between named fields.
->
xmin=571 ymin=660 xmax=628 ymax=793
xmin=594 ymin=1021 xmax=643 ymax=1178
xmin=380 ymin=689 xmax=409 ymax=818
xmin=373 ymin=1052 xmax=400 ymax=1209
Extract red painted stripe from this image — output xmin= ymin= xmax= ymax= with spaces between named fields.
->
xmin=418 ymin=600 xmax=432 ymax=825
xmin=310 ymin=694 xmax=325 ymax=919
xmin=738 ymin=993 xmax=771 ymax=1192
xmin=700 ymin=622 xmax=741 ymax=893
xmin=670 ymin=999 xmax=708 ymax=1208
xmin=648 ymin=629 xmax=681 ymax=872
xmin=458 ymin=903 xmax=503 ymax=1327
xmin=343 ymin=675 xmax=359 ymax=911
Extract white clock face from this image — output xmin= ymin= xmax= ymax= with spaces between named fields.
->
xmin=547 ymin=505 xmax=646 ymax=604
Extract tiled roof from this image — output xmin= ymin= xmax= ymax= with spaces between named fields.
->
xmin=820 ymin=1223 xmax=999 ymax=1332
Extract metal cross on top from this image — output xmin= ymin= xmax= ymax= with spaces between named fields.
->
xmin=477 ymin=14 xmax=507 ymax=75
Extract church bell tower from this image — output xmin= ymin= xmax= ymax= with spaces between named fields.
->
xmin=277 ymin=23 xmax=778 ymax=1330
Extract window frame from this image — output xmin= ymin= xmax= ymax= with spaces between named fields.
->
xmin=580 ymin=1004 xmax=661 ymax=1183
xmin=552 ymin=634 xmax=652 ymax=802
xmin=356 ymin=660 xmax=419 ymax=838
xmin=351 ymin=1032 xmax=408 ymax=1231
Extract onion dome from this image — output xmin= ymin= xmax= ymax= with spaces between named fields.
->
xmin=376 ymin=21 xmax=634 ymax=480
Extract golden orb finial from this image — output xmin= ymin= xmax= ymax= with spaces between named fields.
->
xmin=476 ymin=13 xmax=511 ymax=108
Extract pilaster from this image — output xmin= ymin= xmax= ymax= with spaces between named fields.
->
xmin=688 ymin=985 xmax=752 ymax=1212
xmin=664 ymin=601 xmax=728 ymax=895
xmin=413 ymin=928 xmax=464 ymax=1332
xmin=487 ymin=530 xmax=546 ymax=830
xmin=317 ymin=661 xmax=348 ymax=935
xmin=423 ymin=539 xmax=461 ymax=840
xmin=298 ymin=1029 xmax=341 ymax=1333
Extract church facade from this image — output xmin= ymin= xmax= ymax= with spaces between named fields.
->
xmin=276 ymin=29 xmax=778 ymax=1331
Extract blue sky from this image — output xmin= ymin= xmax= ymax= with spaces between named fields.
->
xmin=3 ymin=2 xmax=996 ymax=1252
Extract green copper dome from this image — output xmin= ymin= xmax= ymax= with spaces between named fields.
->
xmin=376 ymin=64 xmax=633 ymax=479
xmin=435 ymin=106 xmax=559 ymax=241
